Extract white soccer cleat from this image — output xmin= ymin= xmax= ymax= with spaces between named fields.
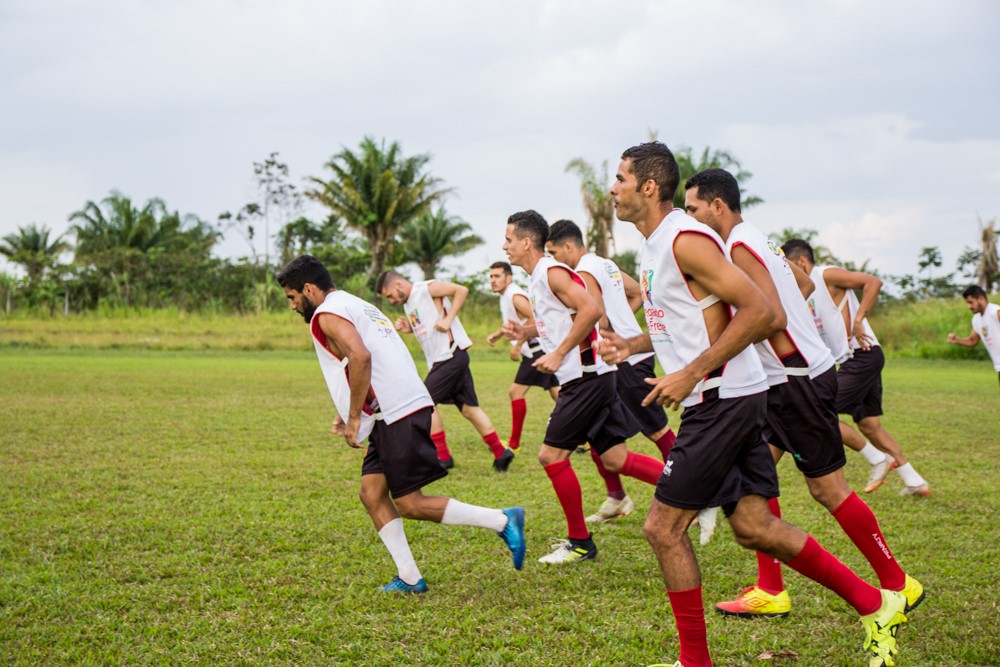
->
xmin=585 ymin=495 xmax=634 ymax=523
xmin=864 ymin=455 xmax=896 ymax=493
xmin=537 ymin=538 xmax=598 ymax=564
xmin=899 ymin=482 xmax=930 ymax=497
xmin=696 ymin=506 xmax=719 ymax=545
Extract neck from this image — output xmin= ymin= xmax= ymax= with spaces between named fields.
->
xmin=717 ymin=215 xmax=743 ymax=242
xmin=635 ymin=201 xmax=675 ymax=239
xmin=520 ymin=250 xmax=545 ymax=275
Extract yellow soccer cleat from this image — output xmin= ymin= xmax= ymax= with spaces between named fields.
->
xmin=862 ymin=589 xmax=907 ymax=667
xmin=897 ymin=574 xmax=925 ymax=613
xmin=715 ymin=585 xmax=791 ymax=618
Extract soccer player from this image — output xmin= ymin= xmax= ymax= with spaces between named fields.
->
xmin=601 ymin=142 xmax=907 ymax=667
xmin=947 ymin=284 xmax=1000 ymax=388
xmin=781 ymin=240 xmax=931 ymax=497
xmin=276 ymin=255 xmax=526 ymax=593
xmin=683 ymin=168 xmax=923 ymax=621
xmin=375 ymin=270 xmax=514 ymax=472
xmin=486 ymin=261 xmax=559 ymax=452
xmin=501 ymin=210 xmax=668 ymax=565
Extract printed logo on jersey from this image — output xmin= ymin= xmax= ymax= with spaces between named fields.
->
xmin=641 ymin=269 xmax=672 ymax=344
xmin=408 ymin=308 xmax=429 ymax=339
xmin=767 ymin=238 xmax=787 ymax=265
xmin=807 ymin=297 xmax=823 ymax=333
xmin=364 ymin=306 xmax=395 ymax=337
xmin=640 ymin=270 xmax=654 ymax=306
xmin=603 ymin=262 xmax=621 ymax=283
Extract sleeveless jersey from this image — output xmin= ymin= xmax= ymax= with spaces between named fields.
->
xmin=528 ymin=255 xmax=615 ymax=385
xmin=404 ymin=280 xmax=473 ymax=370
xmin=809 ymin=266 xmax=879 ymax=360
xmin=310 ymin=291 xmax=433 ymax=439
xmin=575 ymin=252 xmax=654 ymax=366
xmin=973 ymin=303 xmax=1000 ymax=371
xmin=499 ymin=282 xmax=536 ymax=358
xmin=639 ymin=209 xmax=768 ymax=407
xmin=726 ymin=222 xmax=835 ymax=384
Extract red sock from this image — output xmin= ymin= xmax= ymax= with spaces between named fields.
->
xmin=483 ymin=430 xmax=505 ymax=458
xmin=509 ymin=398 xmax=526 ymax=449
xmin=756 ymin=497 xmax=785 ymax=594
xmin=621 ymin=450 xmax=664 ymax=486
xmin=544 ymin=460 xmax=589 ymax=541
xmin=431 ymin=431 xmax=451 ymax=460
xmin=785 ymin=535 xmax=882 ymax=616
xmin=590 ymin=446 xmax=625 ymax=497
xmin=832 ymin=492 xmax=906 ymax=591
xmin=667 ymin=586 xmax=713 ymax=667
xmin=655 ymin=429 xmax=676 ymax=461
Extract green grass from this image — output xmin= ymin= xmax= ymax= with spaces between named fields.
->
xmin=1 ymin=349 xmax=998 ymax=666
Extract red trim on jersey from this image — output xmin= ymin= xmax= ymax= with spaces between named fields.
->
xmin=310 ymin=312 xmax=378 ymax=411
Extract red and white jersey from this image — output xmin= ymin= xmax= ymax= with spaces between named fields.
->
xmin=404 ymin=280 xmax=473 ymax=370
xmin=499 ymin=282 xmax=535 ymax=358
xmin=973 ymin=303 xmax=1000 ymax=371
xmin=575 ymin=252 xmax=654 ymax=367
xmin=808 ymin=266 xmax=879 ymax=361
xmin=726 ymin=222 xmax=835 ymax=385
xmin=528 ymin=255 xmax=615 ymax=385
xmin=639 ymin=210 xmax=768 ymax=407
xmin=311 ymin=291 xmax=433 ymax=439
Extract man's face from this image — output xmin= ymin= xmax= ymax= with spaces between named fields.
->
xmin=683 ymin=186 xmax=719 ymax=231
xmin=284 ymin=285 xmax=319 ymax=323
xmin=503 ymin=224 xmax=529 ymax=269
xmin=380 ymin=281 xmax=407 ymax=306
xmin=488 ymin=268 xmax=512 ymax=293
xmin=965 ymin=295 xmax=987 ymax=315
xmin=611 ymin=158 xmax=642 ymax=223
xmin=545 ymin=240 xmax=574 ymax=267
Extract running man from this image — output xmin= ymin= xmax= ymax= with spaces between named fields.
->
xmin=683 ymin=168 xmax=923 ymax=621
xmin=277 ymin=255 xmax=525 ymax=593
xmin=601 ymin=142 xmax=907 ymax=667
xmin=501 ymin=210 xmax=667 ymax=565
xmin=947 ymin=284 xmax=1000 ymax=388
xmin=781 ymin=240 xmax=931 ymax=497
xmin=376 ymin=270 xmax=514 ymax=472
xmin=486 ymin=261 xmax=559 ymax=452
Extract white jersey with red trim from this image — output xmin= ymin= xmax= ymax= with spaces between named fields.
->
xmin=528 ymin=255 xmax=615 ymax=385
xmin=575 ymin=252 xmax=654 ymax=366
xmin=726 ymin=222 xmax=835 ymax=385
xmin=499 ymin=282 xmax=534 ymax=358
xmin=403 ymin=280 xmax=473 ymax=370
xmin=973 ymin=303 xmax=1000 ymax=371
xmin=310 ymin=291 xmax=433 ymax=439
xmin=808 ymin=266 xmax=879 ymax=360
xmin=639 ymin=209 xmax=768 ymax=407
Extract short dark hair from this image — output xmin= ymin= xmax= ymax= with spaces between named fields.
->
xmin=374 ymin=269 xmax=404 ymax=294
xmin=276 ymin=255 xmax=335 ymax=292
xmin=963 ymin=284 xmax=988 ymax=300
xmin=781 ymin=239 xmax=815 ymax=264
xmin=489 ymin=261 xmax=512 ymax=275
xmin=621 ymin=141 xmax=679 ymax=204
xmin=685 ymin=168 xmax=741 ymax=213
xmin=547 ymin=219 xmax=585 ymax=247
xmin=507 ymin=210 xmax=549 ymax=250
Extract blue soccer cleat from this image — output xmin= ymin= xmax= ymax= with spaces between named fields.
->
xmin=499 ymin=506 xmax=526 ymax=570
xmin=379 ymin=576 xmax=428 ymax=594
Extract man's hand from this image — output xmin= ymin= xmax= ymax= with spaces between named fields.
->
xmin=946 ymin=332 xmax=958 ymax=343
xmin=332 ymin=414 xmax=363 ymax=448
xmin=509 ymin=345 xmax=521 ymax=362
xmin=595 ymin=329 xmax=630 ymax=365
xmin=502 ymin=320 xmax=525 ymax=341
xmin=487 ymin=331 xmax=503 ymax=346
xmin=433 ymin=316 xmax=452 ymax=333
xmin=533 ymin=350 xmax=565 ymax=374
xmin=394 ymin=316 xmax=411 ymax=334
xmin=642 ymin=370 xmax=700 ymax=411
xmin=850 ymin=317 xmax=873 ymax=350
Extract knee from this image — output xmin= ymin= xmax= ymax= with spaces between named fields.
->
xmin=858 ymin=419 xmax=879 ymax=439
xmin=392 ymin=496 xmax=421 ymax=521
xmin=730 ymin=517 xmax=773 ymax=551
xmin=358 ymin=485 xmax=376 ymax=511
xmin=508 ymin=385 xmax=519 ymax=401
xmin=642 ymin=513 xmax=683 ymax=551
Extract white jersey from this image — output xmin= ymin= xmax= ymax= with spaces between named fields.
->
xmin=808 ymin=266 xmax=879 ymax=362
xmin=639 ymin=209 xmax=768 ymax=407
xmin=403 ymin=280 xmax=473 ymax=370
xmin=726 ymin=222 xmax=835 ymax=384
xmin=499 ymin=282 xmax=537 ymax=358
xmin=528 ymin=255 xmax=615 ymax=385
xmin=310 ymin=291 xmax=434 ymax=440
xmin=575 ymin=252 xmax=654 ymax=366
xmin=973 ymin=303 xmax=1000 ymax=371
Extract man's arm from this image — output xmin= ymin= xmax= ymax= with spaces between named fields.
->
xmin=316 ymin=313 xmax=372 ymax=448
xmin=947 ymin=328 xmax=980 ymax=347
xmin=730 ymin=244 xmax=787 ymax=340
xmin=533 ymin=267 xmax=602 ymax=374
xmin=622 ymin=272 xmax=643 ymax=313
xmin=427 ymin=281 xmax=469 ymax=333
xmin=823 ymin=266 xmax=882 ymax=349
xmin=789 ymin=260 xmax=815 ymax=299
xmin=577 ymin=270 xmax=610 ymax=330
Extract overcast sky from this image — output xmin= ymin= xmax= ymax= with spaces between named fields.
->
xmin=2 ymin=0 xmax=997 ymax=285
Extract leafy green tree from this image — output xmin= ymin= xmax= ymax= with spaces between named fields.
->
xmin=565 ymin=158 xmax=616 ymax=257
xmin=398 ymin=207 xmax=483 ymax=279
xmin=773 ymin=227 xmax=840 ymax=265
xmin=0 ymin=223 xmax=69 ymax=283
xmin=306 ymin=137 xmax=450 ymax=285
xmin=673 ymin=146 xmax=763 ymax=210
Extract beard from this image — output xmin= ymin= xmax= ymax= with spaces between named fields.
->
xmin=299 ymin=300 xmax=318 ymax=323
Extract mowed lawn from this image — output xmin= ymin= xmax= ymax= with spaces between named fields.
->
xmin=1 ymin=349 xmax=997 ymax=666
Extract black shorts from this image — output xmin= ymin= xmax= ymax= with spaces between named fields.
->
xmin=361 ymin=407 xmax=448 ymax=498
xmin=836 ymin=346 xmax=885 ymax=422
xmin=544 ymin=371 xmax=640 ymax=453
xmin=654 ymin=390 xmax=778 ymax=514
xmin=763 ymin=366 xmax=847 ymax=478
xmin=616 ymin=356 xmax=669 ymax=437
xmin=514 ymin=348 xmax=559 ymax=389
xmin=424 ymin=347 xmax=479 ymax=409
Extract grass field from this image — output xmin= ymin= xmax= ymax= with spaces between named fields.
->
xmin=1 ymin=348 xmax=998 ymax=666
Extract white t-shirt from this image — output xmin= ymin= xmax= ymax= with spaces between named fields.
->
xmin=499 ymin=282 xmax=536 ymax=358
xmin=973 ymin=303 xmax=1000 ymax=371
xmin=403 ymin=280 xmax=473 ymax=370
xmin=575 ymin=252 xmax=654 ymax=366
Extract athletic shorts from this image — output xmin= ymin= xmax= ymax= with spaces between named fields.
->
xmin=514 ymin=348 xmax=559 ymax=389
xmin=654 ymin=389 xmax=778 ymax=514
xmin=361 ymin=407 xmax=448 ymax=498
xmin=763 ymin=365 xmax=846 ymax=478
xmin=835 ymin=346 xmax=885 ymax=422
xmin=544 ymin=371 xmax=640 ymax=453
xmin=615 ymin=356 xmax=669 ymax=437
xmin=424 ymin=347 xmax=479 ymax=409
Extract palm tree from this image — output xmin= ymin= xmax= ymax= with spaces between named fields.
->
xmin=673 ymin=146 xmax=763 ymax=210
xmin=565 ymin=158 xmax=616 ymax=257
xmin=978 ymin=216 xmax=998 ymax=293
xmin=306 ymin=137 xmax=450 ymax=285
xmin=0 ymin=223 xmax=68 ymax=282
xmin=398 ymin=207 xmax=483 ymax=279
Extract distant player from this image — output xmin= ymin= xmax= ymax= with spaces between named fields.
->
xmin=376 ymin=270 xmax=514 ymax=472
xmin=277 ymin=255 xmax=525 ymax=593
xmin=486 ymin=261 xmax=559 ymax=452
xmin=947 ymin=284 xmax=1000 ymax=388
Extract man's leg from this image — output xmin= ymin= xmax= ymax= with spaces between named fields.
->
xmin=857 ymin=416 xmax=929 ymax=496
xmin=429 ymin=407 xmax=452 ymax=466
xmin=601 ymin=442 xmax=664 ymax=485
xmin=841 ymin=420 xmax=896 ymax=492
xmin=359 ymin=473 xmax=423 ymax=589
xmin=537 ymin=444 xmax=597 ymax=564
xmin=461 ymin=404 xmax=511 ymax=468
xmin=507 ymin=383 xmax=530 ymax=451
xmin=586 ymin=446 xmax=633 ymax=523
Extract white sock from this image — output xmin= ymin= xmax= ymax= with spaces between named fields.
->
xmin=377 ymin=518 xmax=422 ymax=584
xmin=440 ymin=499 xmax=507 ymax=532
xmin=894 ymin=463 xmax=926 ymax=487
xmin=859 ymin=443 xmax=887 ymax=465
